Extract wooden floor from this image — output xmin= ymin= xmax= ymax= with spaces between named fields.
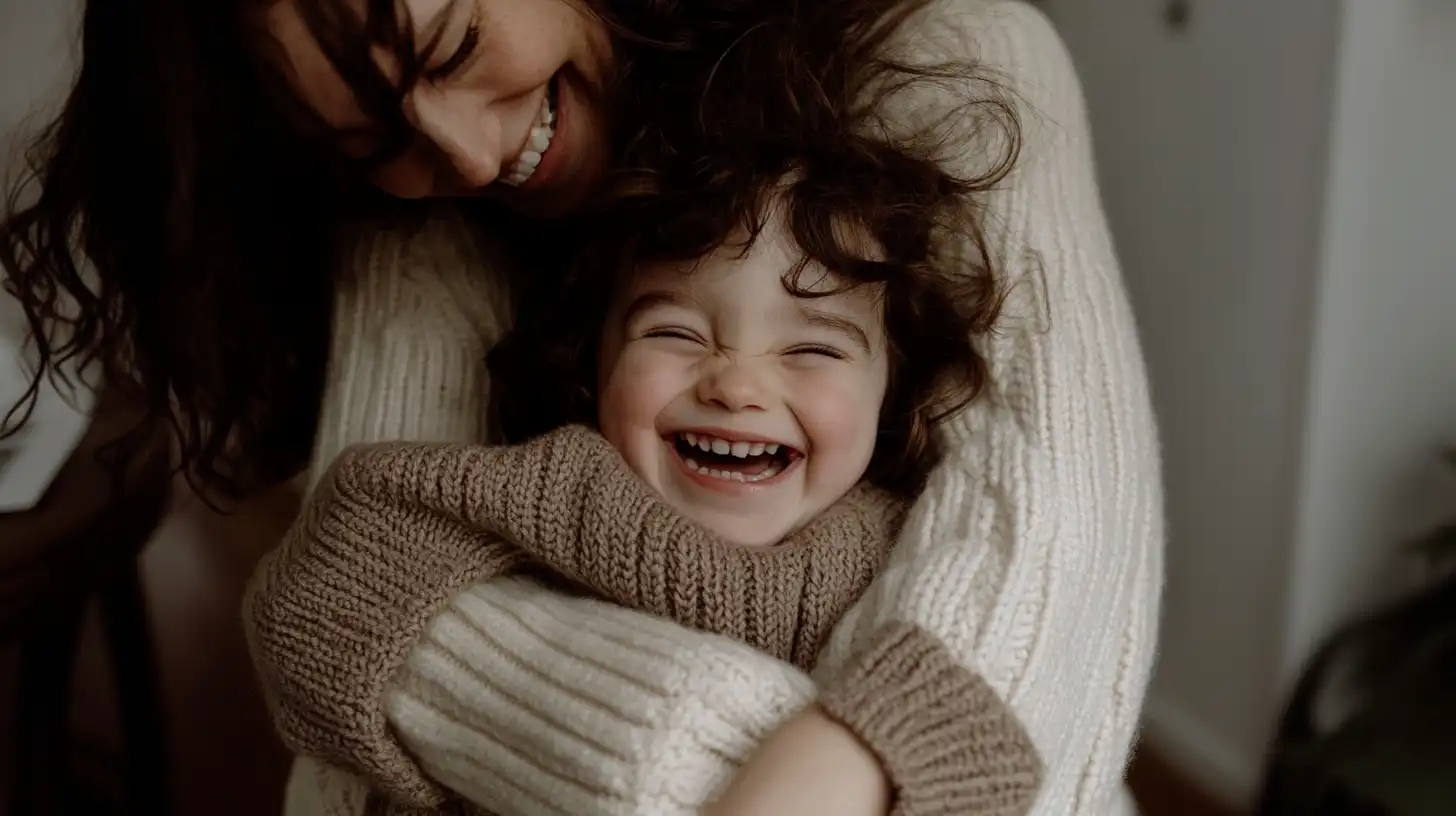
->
xmin=1129 ymin=745 xmax=1243 ymax=816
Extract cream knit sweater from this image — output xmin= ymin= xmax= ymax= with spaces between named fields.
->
xmin=277 ymin=1 xmax=1163 ymax=814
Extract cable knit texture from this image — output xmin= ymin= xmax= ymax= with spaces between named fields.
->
xmin=247 ymin=425 xmax=925 ymax=810
xmin=275 ymin=2 xmax=1163 ymax=815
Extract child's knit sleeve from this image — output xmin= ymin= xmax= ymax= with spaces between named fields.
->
xmin=247 ymin=426 xmax=711 ymax=810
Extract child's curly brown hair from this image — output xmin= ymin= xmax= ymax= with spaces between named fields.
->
xmin=490 ymin=0 xmax=1019 ymax=498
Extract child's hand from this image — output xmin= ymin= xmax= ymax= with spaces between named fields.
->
xmin=702 ymin=704 xmax=891 ymax=816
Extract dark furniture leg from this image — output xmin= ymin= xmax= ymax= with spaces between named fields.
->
xmin=100 ymin=556 xmax=171 ymax=816
xmin=11 ymin=596 xmax=88 ymax=816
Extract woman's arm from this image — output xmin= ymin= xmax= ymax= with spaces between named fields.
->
xmin=258 ymin=204 xmax=516 ymax=816
xmin=789 ymin=3 xmax=1163 ymax=813
xmin=388 ymin=578 xmax=817 ymax=815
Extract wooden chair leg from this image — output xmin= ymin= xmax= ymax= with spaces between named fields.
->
xmin=11 ymin=596 xmax=87 ymax=816
xmin=99 ymin=557 xmax=171 ymax=816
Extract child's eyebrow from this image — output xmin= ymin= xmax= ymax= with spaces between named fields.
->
xmin=620 ymin=290 xmax=691 ymax=325
xmin=799 ymin=307 xmax=872 ymax=353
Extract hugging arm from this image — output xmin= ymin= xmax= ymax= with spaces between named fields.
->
xmin=798 ymin=4 xmax=1162 ymax=813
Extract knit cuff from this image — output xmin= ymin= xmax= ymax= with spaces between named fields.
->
xmin=816 ymin=622 xmax=1043 ymax=816
xmin=244 ymin=448 xmax=525 ymax=810
xmin=387 ymin=577 xmax=817 ymax=815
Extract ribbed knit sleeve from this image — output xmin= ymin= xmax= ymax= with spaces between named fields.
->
xmin=264 ymin=204 xmax=518 ymax=816
xmin=811 ymin=3 xmax=1163 ymax=813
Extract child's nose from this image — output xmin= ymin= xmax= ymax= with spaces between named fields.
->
xmin=695 ymin=359 xmax=768 ymax=412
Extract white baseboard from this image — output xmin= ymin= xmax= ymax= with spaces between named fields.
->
xmin=1140 ymin=694 xmax=1262 ymax=810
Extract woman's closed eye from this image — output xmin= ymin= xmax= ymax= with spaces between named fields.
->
xmin=425 ymin=16 xmax=482 ymax=82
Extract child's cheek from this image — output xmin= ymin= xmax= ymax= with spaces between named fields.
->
xmin=787 ymin=365 xmax=885 ymax=470
xmin=599 ymin=346 xmax=693 ymax=437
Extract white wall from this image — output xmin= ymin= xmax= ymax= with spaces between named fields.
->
xmin=1283 ymin=1 xmax=1456 ymax=684
xmin=1 ymin=0 xmax=80 ymax=346
xmin=1044 ymin=0 xmax=1342 ymax=800
xmin=1045 ymin=0 xmax=1456 ymax=806
xmin=0 ymin=0 xmax=78 ymax=183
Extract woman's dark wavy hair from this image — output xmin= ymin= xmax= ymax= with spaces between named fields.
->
xmin=1 ymin=0 xmax=1018 ymax=501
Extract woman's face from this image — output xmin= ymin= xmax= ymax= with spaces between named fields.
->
xmin=267 ymin=0 xmax=613 ymax=215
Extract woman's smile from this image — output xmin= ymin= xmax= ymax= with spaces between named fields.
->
xmin=266 ymin=0 xmax=613 ymax=213
xmin=497 ymin=75 xmax=558 ymax=188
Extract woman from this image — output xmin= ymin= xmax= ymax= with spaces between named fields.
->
xmin=0 ymin=0 xmax=1161 ymax=813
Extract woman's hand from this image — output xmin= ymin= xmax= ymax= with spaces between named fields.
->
xmin=702 ymin=705 xmax=891 ymax=816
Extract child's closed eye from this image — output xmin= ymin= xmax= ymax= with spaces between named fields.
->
xmin=785 ymin=344 xmax=849 ymax=360
xmin=643 ymin=327 xmax=707 ymax=344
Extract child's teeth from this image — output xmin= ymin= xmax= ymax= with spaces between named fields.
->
xmin=749 ymin=442 xmax=765 ymax=456
xmin=684 ymin=432 xmax=699 ymax=447
xmin=697 ymin=438 xmax=712 ymax=452
xmin=730 ymin=441 xmax=751 ymax=458
xmin=765 ymin=443 xmax=780 ymax=454
xmin=685 ymin=455 xmax=784 ymax=483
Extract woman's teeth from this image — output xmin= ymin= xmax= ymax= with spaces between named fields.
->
xmin=500 ymin=91 xmax=556 ymax=187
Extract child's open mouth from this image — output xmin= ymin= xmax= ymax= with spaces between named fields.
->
xmin=668 ymin=431 xmax=802 ymax=484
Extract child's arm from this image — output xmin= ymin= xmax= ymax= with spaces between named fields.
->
xmin=707 ymin=623 xmax=1045 ymax=816
xmin=245 ymin=426 xmax=654 ymax=811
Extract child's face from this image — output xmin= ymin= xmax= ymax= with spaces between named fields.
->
xmin=596 ymin=211 xmax=890 ymax=548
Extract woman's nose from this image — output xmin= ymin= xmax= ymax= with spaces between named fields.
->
xmin=407 ymin=90 xmax=504 ymax=189
xmin=696 ymin=359 xmax=769 ymax=412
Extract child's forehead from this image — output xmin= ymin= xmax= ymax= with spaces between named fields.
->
xmin=620 ymin=249 xmax=858 ymax=307
xmin=623 ymin=216 xmax=849 ymax=295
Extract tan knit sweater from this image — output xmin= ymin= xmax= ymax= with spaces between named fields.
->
xmin=247 ymin=424 xmax=1041 ymax=814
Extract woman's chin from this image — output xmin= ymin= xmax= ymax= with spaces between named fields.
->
xmin=477 ymin=173 xmax=595 ymax=219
